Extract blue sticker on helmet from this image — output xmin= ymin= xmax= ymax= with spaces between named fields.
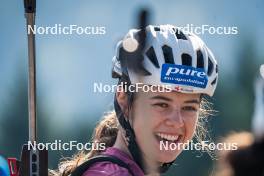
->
xmin=161 ymin=64 xmax=208 ymax=88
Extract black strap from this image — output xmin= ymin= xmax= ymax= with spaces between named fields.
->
xmin=114 ymin=95 xmax=145 ymax=173
xmin=71 ymin=154 xmax=135 ymax=176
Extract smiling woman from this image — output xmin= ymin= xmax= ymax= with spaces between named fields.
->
xmin=122 ymin=90 xmax=201 ymax=165
xmin=50 ymin=24 xmax=218 ymax=176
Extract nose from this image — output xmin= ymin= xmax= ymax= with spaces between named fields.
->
xmin=164 ymin=110 xmax=184 ymax=128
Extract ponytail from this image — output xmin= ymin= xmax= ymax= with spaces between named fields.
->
xmin=49 ymin=111 xmax=119 ymax=176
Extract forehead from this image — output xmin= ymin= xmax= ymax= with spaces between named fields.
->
xmin=136 ymin=89 xmax=200 ymax=102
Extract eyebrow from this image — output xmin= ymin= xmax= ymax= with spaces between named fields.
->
xmin=150 ymin=95 xmax=200 ymax=104
xmin=184 ymin=99 xmax=200 ymax=104
xmin=150 ymin=95 xmax=173 ymax=102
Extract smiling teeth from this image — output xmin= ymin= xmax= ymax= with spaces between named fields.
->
xmin=157 ymin=133 xmax=179 ymax=141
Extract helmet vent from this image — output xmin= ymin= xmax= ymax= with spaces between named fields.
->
xmin=215 ymin=64 xmax=218 ymax=73
xmin=196 ymin=50 xmax=204 ymax=68
xmin=211 ymin=77 xmax=217 ymax=85
xmin=162 ymin=45 xmax=175 ymax=64
xmin=181 ymin=53 xmax=192 ymax=66
xmin=208 ymin=57 xmax=214 ymax=76
xmin=173 ymin=28 xmax=187 ymax=40
xmin=154 ymin=26 xmax=160 ymax=31
xmin=146 ymin=46 xmax=160 ymax=68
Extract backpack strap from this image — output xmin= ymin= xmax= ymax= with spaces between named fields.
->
xmin=71 ymin=154 xmax=135 ymax=176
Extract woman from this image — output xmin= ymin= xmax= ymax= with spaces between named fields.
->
xmin=52 ymin=24 xmax=218 ymax=176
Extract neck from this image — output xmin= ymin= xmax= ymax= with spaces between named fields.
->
xmin=113 ymin=130 xmax=131 ymax=157
xmin=113 ymin=130 xmax=160 ymax=175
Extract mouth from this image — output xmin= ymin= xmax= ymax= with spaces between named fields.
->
xmin=155 ymin=132 xmax=183 ymax=145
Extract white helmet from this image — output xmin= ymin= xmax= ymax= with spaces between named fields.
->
xmin=112 ymin=24 xmax=218 ymax=96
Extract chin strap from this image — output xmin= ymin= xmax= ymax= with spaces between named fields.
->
xmin=114 ymin=93 xmax=174 ymax=174
xmin=114 ymin=96 xmax=145 ymax=171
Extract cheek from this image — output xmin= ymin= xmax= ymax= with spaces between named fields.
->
xmin=184 ymin=115 xmax=199 ymax=141
xmin=132 ymin=106 xmax=156 ymax=135
xmin=131 ymin=99 xmax=156 ymax=130
xmin=131 ymin=105 xmax=160 ymax=149
xmin=132 ymin=105 xmax=162 ymax=135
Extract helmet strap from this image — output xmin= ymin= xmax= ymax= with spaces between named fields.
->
xmin=114 ymin=96 xmax=145 ymax=171
xmin=114 ymin=95 xmax=174 ymax=174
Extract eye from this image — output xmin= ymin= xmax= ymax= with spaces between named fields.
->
xmin=153 ymin=103 xmax=169 ymax=108
xmin=182 ymin=106 xmax=198 ymax=112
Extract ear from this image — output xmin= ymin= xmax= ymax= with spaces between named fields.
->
xmin=116 ymin=91 xmax=129 ymax=117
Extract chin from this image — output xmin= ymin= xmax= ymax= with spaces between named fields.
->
xmin=156 ymin=149 xmax=182 ymax=163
